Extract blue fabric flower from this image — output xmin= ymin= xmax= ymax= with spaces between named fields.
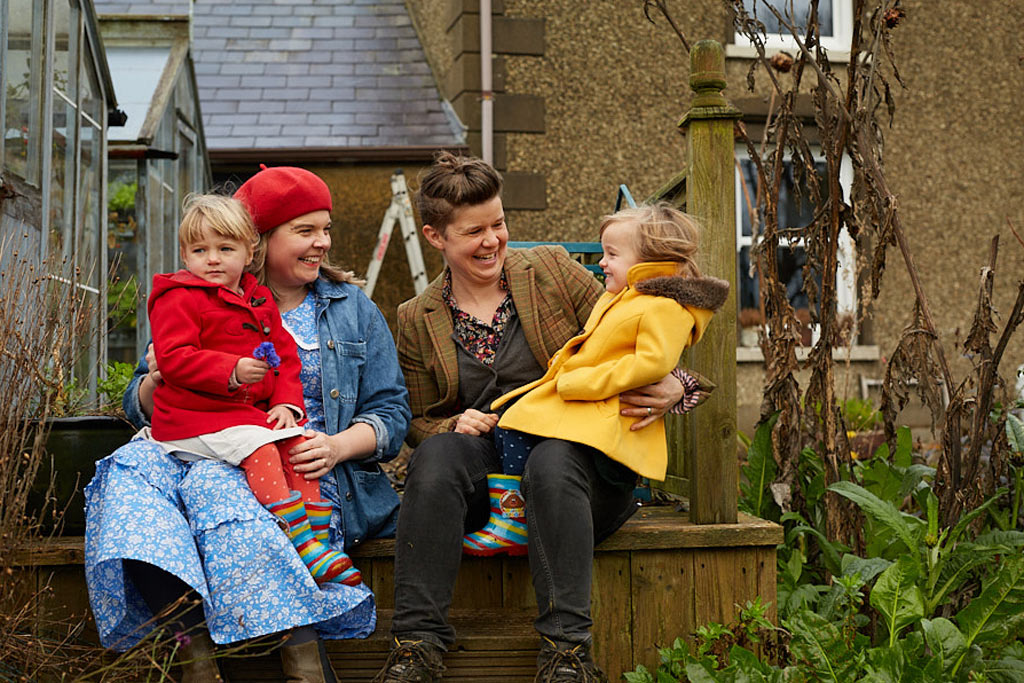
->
xmin=253 ymin=341 xmax=281 ymax=368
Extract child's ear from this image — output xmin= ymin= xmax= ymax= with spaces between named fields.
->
xmin=422 ymin=224 xmax=445 ymax=250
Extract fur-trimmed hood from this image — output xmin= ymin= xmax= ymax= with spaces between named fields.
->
xmin=635 ymin=275 xmax=730 ymax=312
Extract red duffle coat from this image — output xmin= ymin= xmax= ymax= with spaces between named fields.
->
xmin=148 ymin=270 xmax=306 ymax=441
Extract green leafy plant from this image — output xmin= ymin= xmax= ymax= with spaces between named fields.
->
xmin=842 ymin=397 xmax=883 ymax=433
xmin=680 ymin=419 xmax=1024 ymax=682
xmin=107 ymin=180 xmax=137 ymax=213
xmin=1002 ymin=413 xmax=1024 ymax=530
xmin=98 ymin=361 xmax=135 ymax=411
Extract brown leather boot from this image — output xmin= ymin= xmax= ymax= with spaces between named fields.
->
xmin=280 ymin=639 xmax=339 ymax=683
xmin=177 ymin=630 xmax=223 ymax=683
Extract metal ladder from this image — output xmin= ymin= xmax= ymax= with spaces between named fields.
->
xmin=363 ymin=170 xmax=428 ymax=299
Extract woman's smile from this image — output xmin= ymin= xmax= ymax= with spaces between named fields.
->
xmin=423 ymin=195 xmax=508 ymax=290
xmin=264 ymin=210 xmax=333 ymax=292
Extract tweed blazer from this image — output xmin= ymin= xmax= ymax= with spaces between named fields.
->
xmin=396 ymin=246 xmax=602 ymax=446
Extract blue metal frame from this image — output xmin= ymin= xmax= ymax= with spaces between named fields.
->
xmin=508 ymin=184 xmax=637 ymax=274
xmin=507 ymin=241 xmax=602 ymax=273
xmin=615 ymin=184 xmax=637 ymax=211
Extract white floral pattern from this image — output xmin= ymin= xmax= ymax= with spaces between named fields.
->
xmin=85 ymin=294 xmax=377 ymax=650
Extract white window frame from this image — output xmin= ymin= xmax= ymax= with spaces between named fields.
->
xmin=735 ymin=145 xmax=861 ymax=355
xmin=728 ymin=0 xmax=855 ymax=62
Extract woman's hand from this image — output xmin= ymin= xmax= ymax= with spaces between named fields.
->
xmin=144 ymin=343 xmax=163 ymax=386
xmin=288 ymin=423 xmax=377 ymax=480
xmin=619 ymin=373 xmax=685 ymax=431
xmin=453 ymin=409 xmax=499 ymax=436
xmin=137 ymin=343 xmax=162 ymax=419
xmin=266 ymin=404 xmax=298 ymax=430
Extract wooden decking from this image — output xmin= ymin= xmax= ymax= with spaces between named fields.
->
xmin=14 ymin=505 xmax=781 ymax=680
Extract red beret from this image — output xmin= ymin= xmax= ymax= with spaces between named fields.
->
xmin=233 ymin=164 xmax=332 ymax=234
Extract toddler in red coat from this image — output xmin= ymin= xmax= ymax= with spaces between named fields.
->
xmin=147 ymin=194 xmax=359 ymax=585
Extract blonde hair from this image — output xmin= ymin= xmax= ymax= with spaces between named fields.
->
xmin=179 ymin=194 xmax=259 ymax=253
xmin=599 ymin=203 xmax=702 ymax=279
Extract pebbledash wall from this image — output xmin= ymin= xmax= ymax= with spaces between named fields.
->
xmin=405 ymin=0 xmax=1024 ymax=436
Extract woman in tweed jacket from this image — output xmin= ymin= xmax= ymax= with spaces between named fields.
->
xmin=374 ymin=153 xmax=689 ymax=683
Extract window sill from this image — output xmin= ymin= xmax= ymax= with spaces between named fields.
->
xmin=725 ymin=43 xmax=852 ymax=64
xmin=737 ymin=344 xmax=880 ymax=364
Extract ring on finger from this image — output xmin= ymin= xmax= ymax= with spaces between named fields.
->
xmin=646 ymin=406 xmax=653 ymax=417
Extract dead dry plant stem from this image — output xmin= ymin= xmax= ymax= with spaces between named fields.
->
xmin=0 ymin=233 xmax=102 ymax=679
xmin=643 ymin=0 xmax=691 ymax=52
xmin=761 ymin=1 xmax=852 ymax=128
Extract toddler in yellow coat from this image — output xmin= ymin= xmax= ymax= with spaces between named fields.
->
xmin=461 ymin=203 xmax=728 ymax=555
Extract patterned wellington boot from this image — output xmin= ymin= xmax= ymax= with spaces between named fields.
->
xmin=305 ymin=499 xmax=363 ymax=586
xmin=462 ymin=474 xmax=528 ymax=556
xmin=266 ymin=492 xmax=352 ymax=584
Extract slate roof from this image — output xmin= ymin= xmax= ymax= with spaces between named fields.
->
xmin=93 ymin=0 xmax=464 ymax=152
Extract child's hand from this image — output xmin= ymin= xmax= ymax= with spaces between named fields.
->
xmin=453 ymin=409 xmax=499 ymax=436
xmin=235 ymin=357 xmax=270 ymax=384
xmin=267 ymin=404 xmax=298 ymax=430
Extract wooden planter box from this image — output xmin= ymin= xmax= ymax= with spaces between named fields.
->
xmin=29 ymin=416 xmax=135 ymax=534
xmin=14 ymin=506 xmax=781 ymax=681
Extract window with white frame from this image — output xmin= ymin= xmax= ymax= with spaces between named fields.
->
xmin=734 ymin=0 xmax=854 ymax=54
xmin=735 ymin=146 xmax=856 ymax=347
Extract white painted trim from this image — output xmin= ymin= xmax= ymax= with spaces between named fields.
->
xmin=725 ymin=43 xmax=851 ymax=63
xmin=737 ymin=345 xmax=880 ymax=363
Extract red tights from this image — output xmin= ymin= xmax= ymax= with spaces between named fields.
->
xmin=239 ymin=435 xmax=319 ymax=505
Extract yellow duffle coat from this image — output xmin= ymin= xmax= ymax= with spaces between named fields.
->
xmin=491 ymin=261 xmax=727 ymax=481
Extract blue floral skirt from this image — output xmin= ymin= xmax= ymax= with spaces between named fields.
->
xmin=84 ymin=438 xmax=376 ymax=650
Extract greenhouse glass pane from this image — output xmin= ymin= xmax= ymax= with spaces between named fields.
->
xmin=107 ymin=161 xmax=141 ymax=363
xmin=52 ymin=0 xmax=78 ymax=103
xmin=4 ymin=0 xmax=41 ymax=179
xmin=49 ymin=97 xmax=76 ymax=259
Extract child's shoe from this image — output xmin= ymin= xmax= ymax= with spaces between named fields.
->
xmin=305 ymin=499 xmax=362 ymax=586
xmin=266 ymin=492 xmax=352 ymax=583
xmin=462 ymin=474 xmax=528 ymax=556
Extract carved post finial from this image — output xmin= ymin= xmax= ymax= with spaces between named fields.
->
xmin=681 ymin=40 xmax=740 ymax=125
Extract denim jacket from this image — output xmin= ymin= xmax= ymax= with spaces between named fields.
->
xmin=123 ymin=276 xmax=410 ymax=548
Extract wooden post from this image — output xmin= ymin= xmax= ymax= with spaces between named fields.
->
xmin=680 ymin=40 xmax=739 ymax=524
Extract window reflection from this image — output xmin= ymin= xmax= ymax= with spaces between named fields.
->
xmin=4 ymin=0 xmax=42 ymax=180
xmin=742 ymin=0 xmax=835 ymax=38
xmin=737 ymin=156 xmax=830 ymax=346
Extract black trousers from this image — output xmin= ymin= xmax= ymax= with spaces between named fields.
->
xmin=123 ymin=559 xmax=204 ymax=633
xmin=390 ymin=432 xmax=636 ymax=648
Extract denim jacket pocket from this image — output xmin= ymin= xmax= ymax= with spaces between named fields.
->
xmin=327 ymin=340 xmax=366 ymax=405
xmin=335 ymin=463 xmax=399 ymax=550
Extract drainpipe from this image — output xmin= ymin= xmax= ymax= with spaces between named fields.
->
xmin=479 ymin=0 xmax=493 ymax=164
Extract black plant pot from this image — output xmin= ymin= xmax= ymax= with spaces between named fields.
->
xmin=29 ymin=416 xmax=135 ymax=535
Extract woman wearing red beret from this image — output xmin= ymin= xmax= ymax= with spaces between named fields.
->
xmin=85 ymin=166 xmax=410 ymax=682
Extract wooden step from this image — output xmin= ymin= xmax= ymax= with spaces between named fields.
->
xmin=220 ymin=609 xmax=540 ymax=682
